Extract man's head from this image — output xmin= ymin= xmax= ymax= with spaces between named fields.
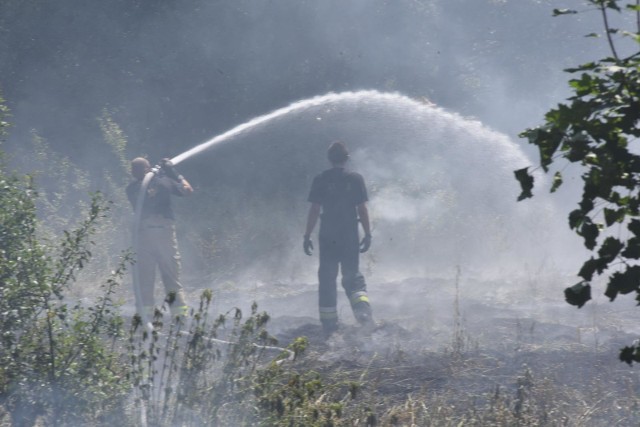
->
xmin=131 ymin=157 xmax=151 ymax=180
xmin=327 ymin=141 xmax=349 ymax=166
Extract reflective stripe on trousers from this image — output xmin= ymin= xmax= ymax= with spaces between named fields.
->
xmin=319 ymin=306 xmax=338 ymax=320
xmin=317 ymin=229 xmax=371 ymax=323
xmin=349 ymin=291 xmax=370 ymax=307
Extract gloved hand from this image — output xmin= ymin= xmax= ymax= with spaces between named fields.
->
xmin=160 ymin=158 xmax=182 ymax=181
xmin=359 ymin=233 xmax=372 ymax=253
xmin=303 ymin=235 xmax=314 ymax=256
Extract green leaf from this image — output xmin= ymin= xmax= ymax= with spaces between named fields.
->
xmin=598 ymin=236 xmax=623 ymax=262
xmin=514 ymin=167 xmax=534 ymax=201
xmin=628 ymin=219 xmax=640 ymax=236
xmin=569 ymin=74 xmax=597 ymax=97
xmin=621 ymin=30 xmax=640 ymax=43
xmin=619 ymin=346 xmax=640 ymax=365
xmin=585 ymin=33 xmax=601 ymax=38
xmin=564 ymin=282 xmax=591 ymax=308
xmin=584 ymin=152 xmax=599 ymax=165
xmin=524 ymin=125 xmax=563 ymax=171
xmin=603 ymin=207 xmax=625 ymax=226
xmin=564 ymin=62 xmax=598 ymax=73
xmin=621 ymin=237 xmax=640 ymax=259
xmin=604 ymin=0 xmax=621 ymax=12
xmin=564 ymin=135 xmax=591 ymax=162
xmin=578 ymin=257 xmax=604 ymax=280
xmin=579 ymin=222 xmax=599 ymax=250
xmin=553 ymin=8 xmax=578 ymax=16
xmin=569 ymin=209 xmax=585 ymax=229
xmin=579 ymin=198 xmax=594 ymax=213
xmin=605 ymin=266 xmax=640 ymax=301
xmin=550 ymin=171 xmax=563 ymax=192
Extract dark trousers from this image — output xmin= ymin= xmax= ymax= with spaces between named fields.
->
xmin=318 ymin=229 xmax=369 ymax=327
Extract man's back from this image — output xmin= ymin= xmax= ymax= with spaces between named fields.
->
xmin=126 ymin=175 xmax=184 ymax=220
xmin=308 ymin=167 xmax=368 ymax=233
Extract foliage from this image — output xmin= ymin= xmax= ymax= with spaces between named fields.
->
xmin=514 ymin=0 xmax=640 ymax=363
xmin=0 ymin=146 xmax=132 ymax=424
xmin=128 ymin=295 xmax=395 ymax=427
xmin=128 ymin=296 xmax=304 ymax=426
xmin=0 ymin=88 xmax=9 ymax=141
xmin=27 ymin=130 xmax=92 ymax=232
xmin=99 ymin=108 xmax=131 ymax=175
xmin=5 ymin=108 xmax=132 ymax=288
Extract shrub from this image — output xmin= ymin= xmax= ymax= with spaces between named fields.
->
xmin=0 ymin=166 xmax=132 ymax=426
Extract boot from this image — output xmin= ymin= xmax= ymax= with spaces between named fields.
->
xmin=321 ymin=319 xmax=339 ymax=337
xmin=353 ymin=301 xmax=373 ymax=327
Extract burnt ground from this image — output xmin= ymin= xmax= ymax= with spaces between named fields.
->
xmin=190 ymin=274 xmax=640 ymax=425
xmin=108 ymin=271 xmax=640 ymax=424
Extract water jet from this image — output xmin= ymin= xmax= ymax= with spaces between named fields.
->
xmin=152 ymin=91 xmax=580 ymax=287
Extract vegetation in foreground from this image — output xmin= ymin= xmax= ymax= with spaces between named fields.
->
xmin=2 ymin=155 xmax=640 ymax=426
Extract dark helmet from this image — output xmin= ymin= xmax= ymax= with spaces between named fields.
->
xmin=131 ymin=157 xmax=151 ymax=180
xmin=327 ymin=141 xmax=349 ymax=165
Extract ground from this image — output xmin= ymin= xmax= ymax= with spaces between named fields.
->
xmin=196 ymin=273 xmax=640 ymax=425
xmin=113 ymin=270 xmax=640 ymax=424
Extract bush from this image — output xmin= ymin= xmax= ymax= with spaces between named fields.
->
xmin=0 ymin=166 xmax=132 ymax=426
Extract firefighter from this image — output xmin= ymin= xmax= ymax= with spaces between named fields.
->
xmin=126 ymin=157 xmax=193 ymax=318
xmin=303 ymin=141 xmax=373 ymax=334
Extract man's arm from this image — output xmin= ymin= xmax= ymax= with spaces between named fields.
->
xmin=178 ymin=177 xmax=194 ymax=195
xmin=303 ymin=203 xmax=321 ymax=256
xmin=357 ymin=202 xmax=372 ymax=253
xmin=160 ymin=158 xmax=193 ymax=196
xmin=357 ymin=203 xmax=371 ymax=236
xmin=304 ymin=203 xmax=321 ymax=238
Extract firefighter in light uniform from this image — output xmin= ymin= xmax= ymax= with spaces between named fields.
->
xmin=126 ymin=157 xmax=193 ymax=318
xmin=303 ymin=141 xmax=373 ymax=334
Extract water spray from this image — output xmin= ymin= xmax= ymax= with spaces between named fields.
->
xmin=132 ymin=87 xmax=549 ymax=333
xmin=132 ymin=91 xmax=414 ymax=346
xmin=124 ymin=88 xmax=569 ymax=427
xmin=169 ymin=90 xmax=442 ymax=166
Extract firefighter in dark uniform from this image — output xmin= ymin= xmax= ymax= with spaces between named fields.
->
xmin=126 ymin=157 xmax=193 ymax=318
xmin=303 ymin=141 xmax=373 ymax=334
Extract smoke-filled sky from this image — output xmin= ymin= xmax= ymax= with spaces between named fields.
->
xmin=0 ymin=0 xmax=615 ymax=158
xmin=0 ymin=0 xmax=629 ymax=282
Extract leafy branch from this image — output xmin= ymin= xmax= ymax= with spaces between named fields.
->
xmin=515 ymin=0 xmax=640 ymax=364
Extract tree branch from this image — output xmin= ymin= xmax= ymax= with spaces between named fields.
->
xmin=599 ymin=2 xmax=620 ymax=60
xmin=636 ymin=0 xmax=639 ymax=34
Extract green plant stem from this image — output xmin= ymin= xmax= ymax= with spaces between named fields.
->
xmin=46 ymin=306 xmax=56 ymax=383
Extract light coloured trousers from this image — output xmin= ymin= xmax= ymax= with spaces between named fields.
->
xmin=136 ymin=216 xmax=187 ymax=312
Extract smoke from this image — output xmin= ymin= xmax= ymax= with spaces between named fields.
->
xmin=168 ymin=91 xmax=585 ymax=292
xmin=0 ymin=0 xmax=606 ymax=294
xmin=1 ymin=0 xmax=609 ymax=159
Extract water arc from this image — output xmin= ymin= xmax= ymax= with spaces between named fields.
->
xmin=171 ymin=91 xmax=462 ymax=165
xmin=170 ymin=90 xmax=578 ymax=282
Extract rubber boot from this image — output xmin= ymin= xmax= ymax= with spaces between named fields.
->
xmin=321 ymin=319 xmax=339 ymax=337
xmin=353 ymin=301 xmax=374 ymax=329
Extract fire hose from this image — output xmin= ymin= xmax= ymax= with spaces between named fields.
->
xmin=131 ymin=162 xmax=295 ymax=426
xmin=131 ymin=162 xmax=294 ymax=355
